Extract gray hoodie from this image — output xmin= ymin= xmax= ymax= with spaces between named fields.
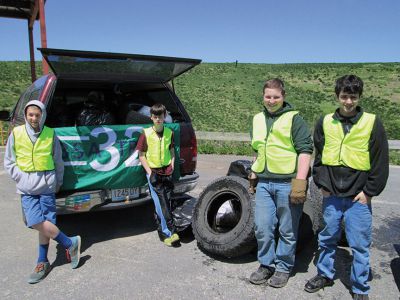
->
xmin=4 ymin=100 xmax=64 ymax=195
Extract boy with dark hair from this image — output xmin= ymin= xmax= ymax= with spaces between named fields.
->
xmin=137 ymin=103 xmax=179 ymax=246
xmin=304 ymin=75 xmax=389 ymax=300
xmin=4 ymin=100 xmax=81 ymax=284
xmin=249 ymin=78 xmax=313 ymax=288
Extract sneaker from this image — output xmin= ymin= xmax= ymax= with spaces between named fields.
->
xmin=304 ymin=274 xmax=334 ymax=293
xmin=353 ymin=293 xmax=369 ymax=300
xmin=27 ymin=262 xmax=51 ymax=284
xmin=66 ymin=236 xmax=81 ymax=269
xmin=249 ymin=265 xmax=274 ymax=285
xmin=163 ymin=234 xmax=180 ymax=247
xmin=163 ymin=235 xmax=174 ymax=247
xmin=170 ymin=233 xmax=180 ymax=243
xmin=267 ymin=271 xmax=290 ymax=288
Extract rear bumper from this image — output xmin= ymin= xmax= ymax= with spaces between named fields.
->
xmin=56 ymin=172 xmax=199 ymax=215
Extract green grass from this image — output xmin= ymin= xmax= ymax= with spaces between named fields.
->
xmin=1 ymin=61 xmax=400 ymax=138
xmin=198 ymin=140 xmax=253 ymax=156
xmin=174 ymin=62 xmax=400 ymax=139
xmin=0 ymin=62 xmax=42 ymax=111
xmin=389 ymin=150 xmax=400 ymax=165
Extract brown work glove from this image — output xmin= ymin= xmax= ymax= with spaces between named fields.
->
xmin=248 ymin=172 xmax=258 ymax=194
xmin=290 ymin=178 xmax=308 ymax=204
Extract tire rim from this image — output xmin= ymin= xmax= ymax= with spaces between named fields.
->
xmin=206 ymin=191 xmax=242 ymax=234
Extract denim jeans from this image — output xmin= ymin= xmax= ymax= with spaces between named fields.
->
xmin=146 ymin=173 xmax=175 ymax=238
xmin=317 ymin=195 xmax=372 ymax=294
xmin=254 ymin=179 xmax=303 ymax=273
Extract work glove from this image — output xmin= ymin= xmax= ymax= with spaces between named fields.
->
xmin=290 ymin=178 xmax=308 ymax=204
xmin=248 ymin=172 xmax=258 ymax=195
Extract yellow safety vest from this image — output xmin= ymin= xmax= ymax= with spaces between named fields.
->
xmin=13 ymin=125 xmax=55 ymax=172
xmin=322 ymin=112 xmax=375 ymax=171
xmin=251 ymin=111 xmax=298 ymax=174
xmin=143 ymin=127 xmax=172 ymax=168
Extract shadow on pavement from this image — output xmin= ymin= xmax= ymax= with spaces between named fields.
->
xmin=51 ymin=201 xmax=157 ymax=268
xmin=292 ymin=235 xmax=318 ymax=275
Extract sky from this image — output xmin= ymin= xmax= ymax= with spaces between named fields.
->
xmin=0 ymin=0 xmax=399 ymax=63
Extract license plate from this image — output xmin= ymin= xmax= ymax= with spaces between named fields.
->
xmin=111 ymin=188 xmax=140 ymax=201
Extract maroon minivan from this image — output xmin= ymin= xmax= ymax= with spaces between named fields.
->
xmin=0 ymin=48 xmax=200 ymax=214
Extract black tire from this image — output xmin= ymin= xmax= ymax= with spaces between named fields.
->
xmin=307 ymin=178 xmax=324 ymax=233
xmin=297 ymin=212 xmax=315 ymax=251
xmin=192 ymin=176 xmax=256 ymax=258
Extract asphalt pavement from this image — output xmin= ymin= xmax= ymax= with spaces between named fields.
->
xmin=0 ymin=152 xmax=399 ymax=299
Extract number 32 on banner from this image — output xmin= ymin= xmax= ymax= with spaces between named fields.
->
xmin=89 ymin=126 xmax=142 ymax=172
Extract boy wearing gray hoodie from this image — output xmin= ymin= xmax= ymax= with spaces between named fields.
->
xmin=4 ymin=100 xmax=81 ymax=284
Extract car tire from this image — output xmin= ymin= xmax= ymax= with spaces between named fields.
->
xmin=308 ymin=178 xmax=324 ymax=233
xmin=192 ymin=176 xmax=256 ymax=258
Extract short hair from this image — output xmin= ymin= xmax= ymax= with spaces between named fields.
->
xmin=335 ymin=75 xmax=364 ymax=97
xmin=150 ymin=103 xmax=167 ymax=116
xmin=263 ymin=78 xmax=285 ymax=96
xmin=25 ymin=104 xmax=42 ymax=116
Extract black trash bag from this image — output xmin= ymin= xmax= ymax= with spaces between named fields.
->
xmin=76 ymin=91 xmax=116 ymax=126
xmin=226 ymin=160 xmax=252 ymax=179
xmin=172 ymin=196 xmax=197 ymax=232
xmin=76 ymin=108 xmax=116 ymax=126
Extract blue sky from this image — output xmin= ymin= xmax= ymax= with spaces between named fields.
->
xmin=0 ymin=0 xmax=399 ymax=63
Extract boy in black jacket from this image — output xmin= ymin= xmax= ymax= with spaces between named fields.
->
xmin=304 ymin=75 xmax=389 ymax=300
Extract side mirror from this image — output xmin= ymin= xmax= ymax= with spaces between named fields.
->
xmin=0 ymin=110 xmax=10 ymax=121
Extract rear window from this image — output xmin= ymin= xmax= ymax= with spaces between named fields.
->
xmin=45 ymin=81 xmax=186 ymax=128
xmin=14 ymin=76 xmax=47 ymax=125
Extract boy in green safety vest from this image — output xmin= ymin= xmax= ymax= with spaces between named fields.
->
xmin=304 ymin=75 xmax=389 ymax=300
xmin=137 ymin=103 xmax=180 ymax=247
xmin=4 ymin=100 xmax=82 ymax=284
xmin=249 ymin=79 xmax=313 ymax=288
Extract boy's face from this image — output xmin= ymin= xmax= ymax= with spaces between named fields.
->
xmin=25 ymin=106 xmax=42 ymax=131
xmin=337 ymin=91 xmax=360 ymax=117
xmin=263 ymin=88 xmax=284 ymax=113
xmin=151 ymin=113 xmax=165 ymax=127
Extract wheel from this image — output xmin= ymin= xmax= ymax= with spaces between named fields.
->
xmin=306 ymin=178 xmax=324 ymax=233
xmin=192 ymin=176 xmax=256 ymax=258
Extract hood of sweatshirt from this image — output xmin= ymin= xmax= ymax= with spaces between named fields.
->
xmin=23 ymin=100 xmax=47 ymax=142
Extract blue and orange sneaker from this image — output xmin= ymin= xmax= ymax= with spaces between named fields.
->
xmin=66 ymin=236 xmax=81 ymax=269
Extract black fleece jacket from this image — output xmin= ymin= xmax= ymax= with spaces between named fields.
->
xmin=313 ymin=107 xmax=389 ymax=198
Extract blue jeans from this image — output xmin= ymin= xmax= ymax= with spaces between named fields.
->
xmin=254 ymin=179 xmax=303 ymax=273
xmin=146 ymin=173 xmax=175 ymax=238
xmin=317 ymin=195 xmax=372 ymax=295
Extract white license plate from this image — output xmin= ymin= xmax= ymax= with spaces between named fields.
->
xmin=111 ymin=188 xmax=140 ymax=201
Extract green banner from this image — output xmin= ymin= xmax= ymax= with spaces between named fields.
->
xmin=55 ymin=124 xmax=180 ymax=191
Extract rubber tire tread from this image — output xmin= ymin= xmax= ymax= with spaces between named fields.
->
xmin=192 ymin=176 xmax=256 ymax=258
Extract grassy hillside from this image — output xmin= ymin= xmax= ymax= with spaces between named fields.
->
xmin=1 ymin=61 xmax=400 ymax=138
xmin=0 ymin=62 xmax=42 ymax=112
xmin=174 ymin=62 xmax=400 ymax=139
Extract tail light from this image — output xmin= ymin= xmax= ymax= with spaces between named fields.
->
xmin=179 ymin=123 xmax=197 ymax=175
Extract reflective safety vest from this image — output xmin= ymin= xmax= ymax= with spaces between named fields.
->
xmin=13 ymin=125 xmax=55 ymax=172
xmin=251 ymin=111 xmax=298 ymax=174
xmin=321 ymin=112 xmax=375 ymax=171
xmin=143 ymin=127 xmax=172 ymax=168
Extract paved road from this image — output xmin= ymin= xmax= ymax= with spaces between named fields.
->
xmin=0 ymin=152 xmax=399 ymax=299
